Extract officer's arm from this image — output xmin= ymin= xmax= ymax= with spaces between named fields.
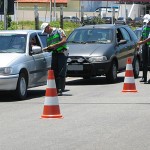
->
xmin=138 ymin=37 xmax=150 ymax=45
xmin=47 ymin=33 xmax=67 ymax=50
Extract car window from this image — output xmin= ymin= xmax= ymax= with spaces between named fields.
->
xmin=29 ymin=33 xmax=42 ymax=53
xmin=0 ymin=34 xmax=27 ymax=53
xmin=120 ymin=28 xmax=131 ymax=42
xmin=116 ymin=29 xmax=124 ymax=42
xmin=38 ymin=33 xmax=47 ymax=48
xmin=63 ymin=17 xmax=70 ymax=19
xmin=67 ymin=29 xmax=113 ymax=44
xmin=134 ymin=29 xmax=142 ymax=40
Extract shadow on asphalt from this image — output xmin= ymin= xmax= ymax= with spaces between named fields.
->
xmin=0 ymin=89 xmax=72 ymax=102
xmin=0 ymin=75 xmax=142 ymax=102
xmin=66 ymin=76 xmax=125 ymax=86
xmin=0 ymin=89 xmax=45 ymax=102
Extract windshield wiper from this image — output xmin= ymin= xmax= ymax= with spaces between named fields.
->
xmin=67 ymin=41 xmax=86 ymax=44
xmin=86 ymin=40 xmax=108 ymax=44
xmin=0 ymin=50 xmax=8 ymax=53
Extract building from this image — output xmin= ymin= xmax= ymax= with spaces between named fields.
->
xmin=5 ymin=1 xmax=150 ymax=22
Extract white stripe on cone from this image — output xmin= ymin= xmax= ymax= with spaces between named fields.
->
xmin=47 ymin=80 xmax=56 ymax=88
xmin=126 ymin=64 xmax=133 ymax=70
xmin=44 ymin=97 xmax=59 ymax=105
xmin=124 ymin=77 xmax=135 ymax=83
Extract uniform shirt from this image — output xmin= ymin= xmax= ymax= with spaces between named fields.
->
xmin=47 ymin=27 xmax=66 ymax=39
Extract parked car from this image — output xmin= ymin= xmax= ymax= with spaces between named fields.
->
xmin=0 ymin=30 xmax=52 ymax=99
xmin=115 ymin=17 xmax=126 ymax=25
xmin=102 ymin=17 xmax=116 ymax=24
xmin=133 ymin=17 xmax=143 ymax=27
xmin=133 ymin=27 xmax=144 ymax=69
xmin=66 ymin=24 xmax=141 ymax=83
xmin=133 ymin=27 xmax=142 ymax=40
xmin=63 ymin=16 xmax=80 ymax=23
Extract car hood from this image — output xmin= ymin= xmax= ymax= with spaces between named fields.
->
xmin=67 ymin=43 xmax=113 ymax=56
xmin=0 ymin=53 xmax=23 ymax=67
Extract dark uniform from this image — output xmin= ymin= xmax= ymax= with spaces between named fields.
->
xmin=140 ymin=25 xmax=150 ymax=82
xmin=46 ymin=28 xmax=68 ymax=95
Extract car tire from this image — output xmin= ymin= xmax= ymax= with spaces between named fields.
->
xmin=133 ymin=58 xmax=140 ymax=78
xmin=106 ymin=61 xmax=117 ymax=83
xmin=15 ymin=73 xmax=27 ymax=100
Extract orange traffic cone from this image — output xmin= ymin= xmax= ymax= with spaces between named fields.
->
xmin=122 ymin=57 xmax=138 ymax=92
xmin=41 ymin=70 xmax=63 ymax=119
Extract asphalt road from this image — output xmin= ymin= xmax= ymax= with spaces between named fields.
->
xmin=1 ymin=71 xmax=150 ymax=150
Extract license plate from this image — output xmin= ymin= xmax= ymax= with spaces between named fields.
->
xmin=67 ymin=65 xmax=83 ymax=71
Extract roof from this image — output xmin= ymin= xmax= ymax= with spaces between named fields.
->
xmin=15 ymin=0 xmax=67 ymax=3
xmin=0 ymin=30 xmax=42 ymax=34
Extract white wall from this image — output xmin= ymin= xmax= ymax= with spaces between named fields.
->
xmin=118 ymin=4 xmax=146 ymax=19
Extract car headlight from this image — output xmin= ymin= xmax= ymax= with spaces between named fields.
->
xmin=77 ymin=58 xmax=84 ymax=63
xmin=88 ymin=56 xmax=107 ymax=63
xmin=0 ymin=67 xmax=13 ymax=75
xmin=67 ymin=58 xmax=72 ymax=63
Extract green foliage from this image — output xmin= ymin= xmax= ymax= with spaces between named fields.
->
xmin=83 ymin=17 xmax=105 ymax=25
xmin=0 ymin=20 xmax=80 ymax=37
xmin=41 ymin=21 xmax=81 ymax=37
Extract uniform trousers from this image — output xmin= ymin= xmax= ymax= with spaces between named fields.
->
xmin=51 ymin=52 xmax=67 ymax=91
xmin=142 ymin=44 xmax=149 ymax=81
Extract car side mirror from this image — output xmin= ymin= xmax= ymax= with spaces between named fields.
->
xmin=31 ymin=46 xmax=42 ymax=54
xmin=118 ymin=39 xmax=127 ymax=45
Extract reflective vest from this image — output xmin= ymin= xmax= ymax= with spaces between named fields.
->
xmin=47 ymin=30 xmax=67 ymax=52
xmin=142 ymin=26 xmax=150 ymax=45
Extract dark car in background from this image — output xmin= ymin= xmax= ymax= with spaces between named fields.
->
xmin=102 ymin=17 xmax=116 ymax=24
xmin=63 ymin=16 xmax=80 ymax=23
xmin=133 ymin=17 xmax=143 ymax=27
xmin=134 ymin=27 xmax=142 ymax=40
xmin=115 ymin=17 xmax=133 ymax=25
xmin=115 ymin=17 xmax=126 ymax=25
xmin=133 ymin=27 xmax=143 ymax=69
xmin=66 ymin=24 xmax=141 ymax=83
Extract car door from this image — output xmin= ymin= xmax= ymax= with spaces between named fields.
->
xmin=115 ymin=27 xmax=133 ymax=70
xmin=120 ymin=27 xmax=135 ymax=67
xmin=28 ymin=33 xmax=48 ymax=86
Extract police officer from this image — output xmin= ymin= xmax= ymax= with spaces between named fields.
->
xmin=41 ymin=23 xmax=68 ymax=96
xmin=138 ymin=16 xmax=150 ymax=83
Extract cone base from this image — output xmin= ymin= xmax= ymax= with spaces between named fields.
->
xmin=122 ymin=90 xmax=137 ymax=92
xmin=41 ymin=114 xmax=63 ymax=119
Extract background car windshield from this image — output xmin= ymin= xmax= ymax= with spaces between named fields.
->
xmin=67 ymin=29 xmax=113 ymax=43
xmin=134 ymin=29 xmax=142 ymax=40
xmin=0 ymin=34 xmax=27 ymax=53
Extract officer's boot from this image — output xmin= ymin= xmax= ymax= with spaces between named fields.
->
xmin=55 ymin=78 xmax=59 ymax=92
xmin=61 ymin=77 xmax=66 ymax=92
xmin=57 ymin=77 xmax=63 ymax=96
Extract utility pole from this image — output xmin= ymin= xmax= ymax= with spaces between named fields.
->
xmin=53 ymin=0 xmax=56 ymax=21
xmin=4 ymin=0 xmax=8 ymax=30
xmin=34 ymin=5 xmax=39 ymax=30
xmin=60 ymin=5 xmax=63 ymax=29
xmin=50 ymin=0 xmax=52 ymax=22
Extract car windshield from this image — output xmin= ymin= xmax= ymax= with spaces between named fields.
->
xmin=134 ymin=29 xmax=142 ymax=40
xmin=118 ymin=17 xmax=124 ymax=20
xmin=67 ymin=29 xmax=113 ymax=44
xmin=0 ymin=34 xmax=27 ymax=53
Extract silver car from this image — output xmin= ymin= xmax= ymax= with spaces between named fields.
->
xmin=0 ymin=30 xmax=52 ymax=99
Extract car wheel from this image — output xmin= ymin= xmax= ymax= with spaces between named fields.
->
xmin=15 ymin=73 xmax=27 ymax=100
xmin=133 ymin=58 xmax=140 ymax=78
xmin=106 ymin=61 xmax=117 ymax=83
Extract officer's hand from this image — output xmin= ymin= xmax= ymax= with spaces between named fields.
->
xmin=137 ymin=41 xmax=143 ymax=45
xmin=42 ymin=47 xmax=48 ymax=52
